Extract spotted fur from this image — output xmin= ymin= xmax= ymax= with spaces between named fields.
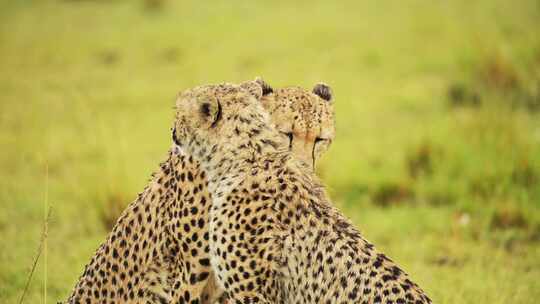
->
xmin=173 ymin=82 xmax=432 ymax=304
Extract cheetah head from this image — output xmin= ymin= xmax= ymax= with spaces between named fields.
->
xmin=172 ymin=81 xmax=278 ymax=160
xmin=259 ymin=82 xmax=335 ymax=168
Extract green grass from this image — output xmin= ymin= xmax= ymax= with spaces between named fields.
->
xmin=1 ymin=0 xmax=540 ymax=303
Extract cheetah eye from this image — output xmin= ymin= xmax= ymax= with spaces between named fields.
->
xmin=281 ymin=131 xmax=293 ymax=148
xmin=315 ymin=137 xmax=330 ymax=144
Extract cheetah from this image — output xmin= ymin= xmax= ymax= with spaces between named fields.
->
xmin=172 ymin=82 xmax=432 ymax=304
xmin=64 ymin=78 xmax=335 ymax=304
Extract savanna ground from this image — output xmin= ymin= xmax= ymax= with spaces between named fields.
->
xmin=1 ymin=0 xmax=540 ymax=303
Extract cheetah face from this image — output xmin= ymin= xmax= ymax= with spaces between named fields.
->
xmin=261 ymin=83 xmax=335 ymax=169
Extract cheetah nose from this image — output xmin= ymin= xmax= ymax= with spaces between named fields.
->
xmin=297 ymin=147 xmax=314 ymax=169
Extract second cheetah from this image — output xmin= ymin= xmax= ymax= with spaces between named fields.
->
xmin=173 ymin=82 xmax=432 ymax=304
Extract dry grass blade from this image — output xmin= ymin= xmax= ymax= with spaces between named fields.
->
xmin=18 ymin=208 xmax=52 ymax=304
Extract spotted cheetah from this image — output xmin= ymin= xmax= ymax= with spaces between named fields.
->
xmin=64 ymin=78 xmax=335 ymax=304
xmin=172 ymin=82 xmax=432 ymax=304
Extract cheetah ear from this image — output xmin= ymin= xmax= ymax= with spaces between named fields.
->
xmin=240 ymin=79 xmax=263 ymax=100
xmin=312 ymin=83 xmax=333 ymax=102
xmin=199 ymin=99 xmax=222 ymax=129
xmin=255 ymin=77 xmax=274 ymax=96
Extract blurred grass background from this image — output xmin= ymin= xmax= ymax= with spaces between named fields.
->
xmin=1 ymin=0 xmax=540 ymax=303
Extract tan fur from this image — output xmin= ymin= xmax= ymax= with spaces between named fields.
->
xmin=173 ymin=82 xmax=432 ymax=304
